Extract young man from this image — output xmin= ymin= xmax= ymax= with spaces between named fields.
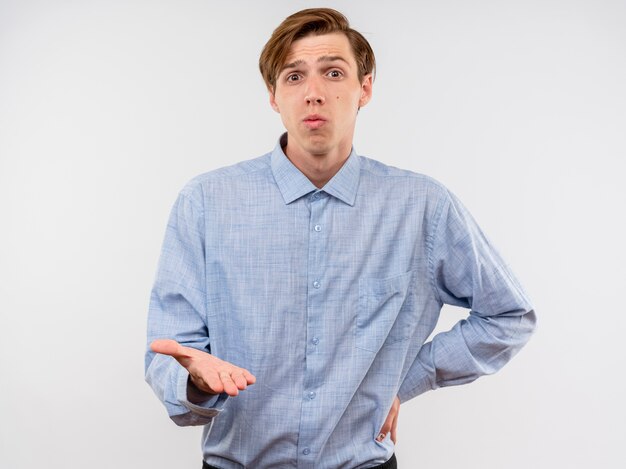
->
xmin=145 ymin=8 xmax=536 ymax=469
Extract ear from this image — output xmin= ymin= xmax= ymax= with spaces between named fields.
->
xmin=269 ymin=87 xmax=280 ymax=113
xmin=358 ymin=74 xmax=373 ymax=108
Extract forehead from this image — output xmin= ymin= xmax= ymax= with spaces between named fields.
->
xmin=284 ymin=32 xmax=355 ymax=66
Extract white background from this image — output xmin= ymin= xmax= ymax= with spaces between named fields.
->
xmin=1 ymin=0 xmax=625 ymax=468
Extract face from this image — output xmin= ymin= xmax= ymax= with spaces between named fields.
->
xmin=269 ymin=32 xmax=373 ymax=161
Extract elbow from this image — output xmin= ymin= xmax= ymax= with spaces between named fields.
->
xmin=509 ymin=308 xmax=536 ymax=349
xmin=522 ymin=308 xmax=538 ymax=338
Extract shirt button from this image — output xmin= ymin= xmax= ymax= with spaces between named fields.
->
xmin=311 ymin=193 xmax=319 ymax=200
xmin=303 ymin=448 xmax=311 ymax=455
xmin=312 ymin=337 xmax=319 ymax=345
xmin=308 ymin=391 xmax=316 ymax=400
xmin=314 ymin=224 xmax=321 ymax=232
xmin=313 ymin=281 xmax=320 ymax=289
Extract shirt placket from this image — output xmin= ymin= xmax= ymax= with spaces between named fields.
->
xmin=297 ymin=189 xmax=329 ymax=467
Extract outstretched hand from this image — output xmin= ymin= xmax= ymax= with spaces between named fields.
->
xmin=151 ymin=339 xmax=256 ymax=397
xmin=377 ymin=396 xmax=400 ymax=444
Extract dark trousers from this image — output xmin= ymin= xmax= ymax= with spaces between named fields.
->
xmin=203 ymin=453 xmax=397 ymax=469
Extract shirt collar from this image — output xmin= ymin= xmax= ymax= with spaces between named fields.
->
xmin=271 ymin=133 xmax=361 ymax=206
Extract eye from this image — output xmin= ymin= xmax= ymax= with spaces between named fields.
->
xmin=286 ymin=73 xmax=302 ymax=83
xmin=327 ymin=70 xmax=343 ymax=79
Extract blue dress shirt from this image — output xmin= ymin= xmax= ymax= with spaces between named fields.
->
xmin=145 ymin=134 xmax=536 ymax=469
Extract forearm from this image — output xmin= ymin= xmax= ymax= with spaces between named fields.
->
xmin=398 ymin=307 xmax=536 ymax=403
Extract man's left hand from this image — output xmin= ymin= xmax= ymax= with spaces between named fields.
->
xmin=377 ymin=396 xmax=400 ymax=444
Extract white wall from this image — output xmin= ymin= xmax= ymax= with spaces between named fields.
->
xmin=1 ymin=0 xmax=624 ymax=467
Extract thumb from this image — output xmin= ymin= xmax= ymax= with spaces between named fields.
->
xmin=151 ymin=339 xmax=188 ymax=358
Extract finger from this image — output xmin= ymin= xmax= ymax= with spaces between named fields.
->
xmin=377 ymin=414 xmax=393 ymax=442
xmin=231 ymin=371 xmax=248 ymax=390
xmin=219 ymin=371 xmax=240 ymax=396
xmin=242 ymin=369 xmax=256 ymax=385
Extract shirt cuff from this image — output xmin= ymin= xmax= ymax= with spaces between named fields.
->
xmin=397 ymin=358 xmax=436 ymax=403
xmin=176 ymin=366 xmax=228 ymax=417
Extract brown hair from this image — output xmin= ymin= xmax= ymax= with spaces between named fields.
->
xmin=259 ymin=8 xmax=376 ymax=92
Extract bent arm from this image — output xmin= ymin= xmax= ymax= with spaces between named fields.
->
xmin=398 ymin=189 xmax=536 ymax=402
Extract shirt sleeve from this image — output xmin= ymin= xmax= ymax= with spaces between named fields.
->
xmin=398 ymin=189 xmax=537 ymax=403
xmin=144 ymin=187 xmax=228 ymax=426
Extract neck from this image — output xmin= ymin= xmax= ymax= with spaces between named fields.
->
xmin=283 ymin=140 xmax=351 ymax=189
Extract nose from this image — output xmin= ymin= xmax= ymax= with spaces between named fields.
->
xmin=305 ymin=94 xmax=325 ymax=105
xmin=304 ymin=77 xmax=326 ymax=105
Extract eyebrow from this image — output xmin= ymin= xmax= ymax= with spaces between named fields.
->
xmin=281 ymin=55 xmax=351 ymax=72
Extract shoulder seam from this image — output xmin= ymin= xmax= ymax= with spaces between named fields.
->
xmin=183 ymin=155 xmax=271 ymax=188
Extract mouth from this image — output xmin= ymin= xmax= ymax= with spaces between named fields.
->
xmin=303 ymin=114 xmax=327 ymax=130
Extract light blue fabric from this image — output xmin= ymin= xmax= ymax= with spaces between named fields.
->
xmin=145 ymin=134 xmax=536 ymax=469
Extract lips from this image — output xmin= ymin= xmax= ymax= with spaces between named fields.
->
xmin=303 ymin=114 xmax=327 ymax=130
